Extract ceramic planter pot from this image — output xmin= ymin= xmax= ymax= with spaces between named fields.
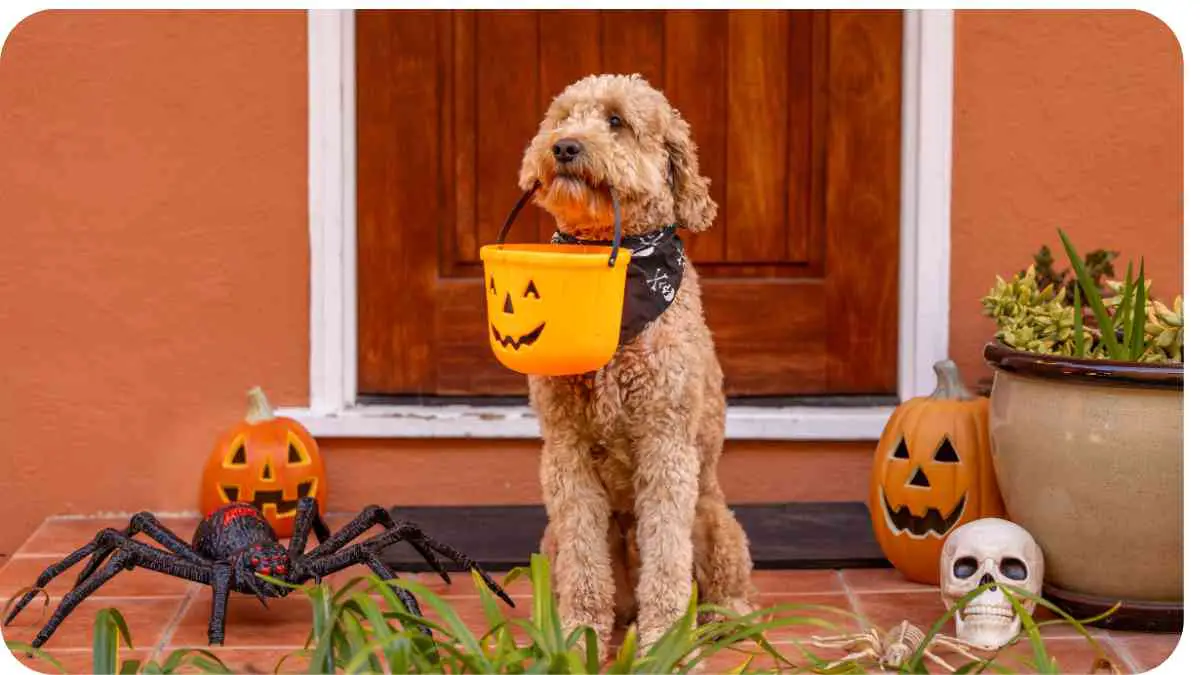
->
xmin=984 ymin=343 xmax=1183 ymax=629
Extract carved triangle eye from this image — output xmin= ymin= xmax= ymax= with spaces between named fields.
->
xmin=489 ymin=276 xmax=497 ymax=294
xmin=225 ymin=441 xmax=247 ymax=467
xmin=891 ymin=438 xmax=909 ymax=460
xmin=524 ymin=280 xmax=540 ymax=299
xmin=934 ymin=438 xmax=960 ymax=463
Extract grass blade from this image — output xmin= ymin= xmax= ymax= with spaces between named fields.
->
xmin=3 ymin=642 xmax=66 ymax=674
xmin=1130 ymin=259 xmax=1147 ymax=360
xmin=1059 ymin=228 xmax=1119 ymax=357
xmin=1115 ymin=260 xmax=1135 ymax=358
xmin=93 ymin=607 xmax=135 ymax=675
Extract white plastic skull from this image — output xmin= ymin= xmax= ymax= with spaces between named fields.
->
xmin=939 ymin=518 xmax=1044 ymax=651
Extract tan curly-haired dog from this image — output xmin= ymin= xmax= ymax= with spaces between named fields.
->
xmin=517 ymin=73 xmax=755 ymax=650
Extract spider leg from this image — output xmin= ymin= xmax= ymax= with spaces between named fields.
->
xmin=824 ymin=649 xmax=877 ymax=669
xmin=4 ymin=537 xmax=104 ymax=625
xmin=356 ymin=523 xmax=513 ymax=607
xmin=19 ymin=535 xmax=212 ymax=648
xmin=303 ymin=546 xmax=431 ymax=636
xmin=930 ymin=635 xmax=985 ymax=663
xmin=74 ymin=512 xmax=207 ymax=587
xmin=286 ymin=497 xmax=331 ymax=561
xmin=207 ymin=563 xmax=234 ymax=646
xmin=923 ymin=649 xmax=960 ymax=673
xmin=302 ymin=504 xmax=450 ymax=585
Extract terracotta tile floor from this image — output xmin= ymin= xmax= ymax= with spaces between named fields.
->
xmin=0 ymin=516 xmax=1182 ymax=674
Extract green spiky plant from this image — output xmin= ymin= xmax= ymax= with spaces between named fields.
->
xmin=983 ymin=229 xmax=1182 ymax=363
xmin=7 ymin=553 xmax=1122 ymax=674
xmin=5 ymin=607 xmax=231 ymax=674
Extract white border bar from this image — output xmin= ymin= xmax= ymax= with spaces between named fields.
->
xmin=307 ymin=9 xmax=357 ymax=415
xmin=293 ymin=9 xmax=954 ymax=440
xmin=898 ymin=9 xmax=954 ymax=401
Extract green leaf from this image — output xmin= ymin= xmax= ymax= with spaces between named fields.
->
xmin=119 ymin=658 xmax=141 ymax=675
xmin=93 ymin=607 xmax=135 ymax=675
xmin=1059 ymin=228 xmax=1120 ymax=357
xmin=1115 ymin=260 xmax=1135 ymax=357
xmin=610 ymin=623 xmax=639 ymax=674
xmin=1130 ymin=259 xmax=1147 ymax=360
xmin=159 ymin=648 xmax=230 ymax=675
xmin=5 ymin=641 xmax=67 ymax=674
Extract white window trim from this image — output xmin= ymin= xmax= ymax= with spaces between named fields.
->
xmin=286 ymin=9 xmax=954 ymax=441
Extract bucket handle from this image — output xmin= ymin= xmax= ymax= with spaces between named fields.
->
xmin=495 ymin=181 xmax=624 ymax=267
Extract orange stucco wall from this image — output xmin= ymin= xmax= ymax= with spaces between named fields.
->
xmin=0 ymin=11 xmax=310 ymax=553
xmin=949 ymin=10 xmax=1183 ymax=387
xmin=0 ymin=10 xmax=1183 ymax=555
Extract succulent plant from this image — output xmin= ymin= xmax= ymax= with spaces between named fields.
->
xmin=1145 ymin=296 xmax=1184 ymax=362
xmin=982 ymin=231 xmax=1182 ymax=364
xmin=983 ymin=266 xmax=1095 ymax=357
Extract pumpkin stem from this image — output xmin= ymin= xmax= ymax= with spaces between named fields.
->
xmin=245 ymin=386 xmax=275 ymax=423
xmin=930 ymin=360 xmax=974 ymax=401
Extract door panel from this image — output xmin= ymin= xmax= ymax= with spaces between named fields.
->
xmin=356 ymin=10 xmax=902 ymax=398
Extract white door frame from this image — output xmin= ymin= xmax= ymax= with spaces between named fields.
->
xmin=284 ymin=9 xmax=954 ymax=440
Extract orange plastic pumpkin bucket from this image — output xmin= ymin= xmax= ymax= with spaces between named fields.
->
xmin=479 ymin=184 xmax=631 ymax=376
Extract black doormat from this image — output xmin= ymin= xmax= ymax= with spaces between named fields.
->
xmin=380 ymin=502 xmax=888 ymax=572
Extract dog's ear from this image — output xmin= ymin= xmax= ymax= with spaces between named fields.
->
xmin=665 ymin=110 xmax=717 ymax=232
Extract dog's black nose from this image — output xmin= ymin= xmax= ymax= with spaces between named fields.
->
xmin=552 ymin=138 xmax=583 ymax=163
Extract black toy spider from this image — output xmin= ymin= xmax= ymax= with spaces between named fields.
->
xmin=4 ymin=498 xmax=514 ymax=647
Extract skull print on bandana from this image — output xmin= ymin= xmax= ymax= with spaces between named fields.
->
xmin=552 ymin=225 xmax=686 ymax=345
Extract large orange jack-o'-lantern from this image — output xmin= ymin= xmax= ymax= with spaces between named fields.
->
xmin=199 ymin=387 xmax=327 ymax=537
xmin=868 ymin=360 xmax=1004 ymax=584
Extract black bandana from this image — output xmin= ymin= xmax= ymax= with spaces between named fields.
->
xmin=552 ymin=226 xmax=686 ymax=345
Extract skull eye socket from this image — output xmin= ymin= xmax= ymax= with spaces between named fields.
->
xmin=1000 ymin=557 xmax=1028 ymax=581
xmin=934 ymin=438 xmax=959 ymax=463
xmin=953 ymin=556 xmax=979 ymax=579
xmin=891 ymin=438 xmax=909 ymax=460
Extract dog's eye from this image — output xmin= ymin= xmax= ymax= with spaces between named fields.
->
xmin=608 ymin=114 xmax=622 ymax=129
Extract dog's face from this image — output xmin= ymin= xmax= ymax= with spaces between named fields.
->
xmin=519 ymin=74 xmax=716 ymax=239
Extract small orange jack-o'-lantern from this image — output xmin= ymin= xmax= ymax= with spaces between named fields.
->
xmin=199 ymin=387 xmax=326 ymax=537
xmin=868 ymin=361 xmax=1005 ymax=585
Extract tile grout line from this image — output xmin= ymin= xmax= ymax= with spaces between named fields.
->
xmin=834 ymin=570 xmax=870 ymax=631
xmin=151 ymin=583 xmax=201 ymax=660
xmin=1101 ymin=633 xmax=1142 ymax=673
xmin=10 ymin=519 xmax=52 ymax=557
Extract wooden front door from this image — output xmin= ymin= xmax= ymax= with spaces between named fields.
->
xmin=356 ymin=10 xmax=902 ymax=399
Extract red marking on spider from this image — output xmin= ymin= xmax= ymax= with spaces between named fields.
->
xmin=222 ymin=505 xmax=259 ymax=526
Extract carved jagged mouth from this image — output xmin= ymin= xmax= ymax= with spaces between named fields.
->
xmin=491 ymin=323 xmax=545 ymax=351
xmin=880 ymin=487 xmax=966 ymax=539
xmin=221 ymin=480 xmax=315 ymax=517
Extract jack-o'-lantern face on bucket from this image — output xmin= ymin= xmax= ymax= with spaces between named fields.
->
xmin=478 ymin=243 xmax=630 ymax=376
xmin=487 ymin=272 xmax=545 ymax=352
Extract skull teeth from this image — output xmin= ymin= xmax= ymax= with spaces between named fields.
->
xmin=962 ymin=604 xmax=1015 ymax=620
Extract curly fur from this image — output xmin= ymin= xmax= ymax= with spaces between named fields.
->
xmin=519 ymin=74 xmax=754 ymax=651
